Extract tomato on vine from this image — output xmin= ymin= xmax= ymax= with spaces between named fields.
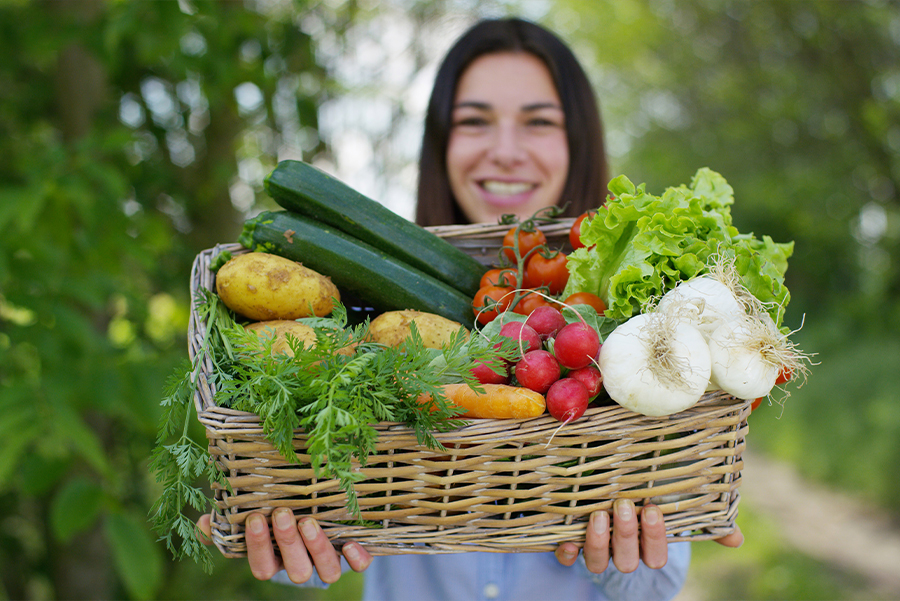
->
xmin=480 ymin=267 xmax=518 ymax=289
xmin=569 ymin=211 xmax=596 ymax=250
xmin=502 ymin=225 xmax=547 ymax=264
xmin=472 ymin=285 xmax=513 ymax=325
xmin=523 ymin=251 xmax=569 ymax=295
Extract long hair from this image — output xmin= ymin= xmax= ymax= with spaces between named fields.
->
xmin=415 ymin=18 xmax=609 ymax=227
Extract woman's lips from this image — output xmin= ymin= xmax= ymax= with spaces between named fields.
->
xmin=478 ymin=180 xmax=536 ymax=207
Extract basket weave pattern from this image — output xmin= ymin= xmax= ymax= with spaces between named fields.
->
xmin=191 ymin=224 xmax=748 ymax=558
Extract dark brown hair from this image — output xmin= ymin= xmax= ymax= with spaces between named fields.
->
xmin=415 ymin=18 xmax=609 ymax=227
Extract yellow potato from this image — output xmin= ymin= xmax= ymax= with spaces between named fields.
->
xmin=216 ymin=252 xmax=339 ymax=320
xmin=369 ymin=310 xmax=468 ymax=349
xmin=244 ymin=320 xmax=317 ymax=356
xmin=245 ymin=320 xmax=357 ymax=359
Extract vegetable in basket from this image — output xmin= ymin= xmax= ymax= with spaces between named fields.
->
xmin=599 ymin=252 xmax=812 ymax=415
xmin=240 ymin=210 xmax=476 ymax=328
xmin=149 ymin=290 xmax=516 ymax=572
xmin=216 ymin=251 xmax=340 ymax=320
xmin=564 ymin=168 xmax=794 ymax=327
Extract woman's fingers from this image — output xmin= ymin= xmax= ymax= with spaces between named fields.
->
xmin=241 ymin=511 xmax=371 ymax=584
xmin=341 ymin=542 xmax=373 ymax=573
xmin=298 ymin=517 xmax=343 ymax=583
xmin=553 ymin=541 xmax=581 ymax=567
xmin=582 ymin=510 xmax=611 ymax=573
xmin=246 ymin=512 xmax=285 ymax=581
xmin=714 ymin=523 xmax=744 ymax=548
xmin=611 ymin=499 xmax=641 ymax=573
xmin=268 ymin=509 xmax=318 ymax=584
xmin=196 ymin=513 xmax=213 ymax=544
xmin=638 ymin=505 xmax=668 ymax=569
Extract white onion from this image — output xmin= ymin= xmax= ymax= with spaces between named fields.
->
xmin=708 ymin=315 xmax=781 ymax=400
xmin=657 ymin=275 xmax=746 ymax=339
xmin=599 ymin=312 xmax=711 ymax=417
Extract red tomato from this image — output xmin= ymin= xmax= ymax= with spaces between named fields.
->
xmin=523 ymin=251 xmax=569 ymax=295
xmin=569 ymin=211 xmax=596 ymax=250
xmin=563 ymin=291 xmax=607 ymax=314
xmin=502 ymin=226 xmax=547 ymax=264
xmin=480 ymin=267 xmax=519 ymax=289
xmin=472 ymin=285 xmax=513 ymax=325
xmin=775 ymin=366 xmax=793 ymax=385
xmin=751 ymin=397 xmax=764 ymax=411
xmin=512 ymin=289 xmax=551 ymax=315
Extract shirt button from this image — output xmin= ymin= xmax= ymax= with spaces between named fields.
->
xmin=484 ymin=582 xmax=500 ymax=599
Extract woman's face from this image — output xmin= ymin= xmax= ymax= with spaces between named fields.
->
xmin=447 ymin=52 xmax=569 ymax=224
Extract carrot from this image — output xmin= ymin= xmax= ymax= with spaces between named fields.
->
xmin=419 ymin=383 xmax=546 ymax=419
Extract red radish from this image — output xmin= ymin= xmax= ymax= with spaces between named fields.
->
xmin=525 ymin=305 xmax=567 ymax=340
xmin=470 ymin=359 xmax=510 ymax=385
xmin=568 ymin=365 xmax=603 ymax=399
xmin=498 ymin=321 xmax=542 ymax=358
xmin=553 ymin=322 xmax=600 ymax=370
xmin=514 ymin=350 xmax=561 ymax=393
xmin=546 ymin=377 xmax=589 ymax=422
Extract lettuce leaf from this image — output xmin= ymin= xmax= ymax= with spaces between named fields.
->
xmin=563 ymin=168 xmax=794 ymax=326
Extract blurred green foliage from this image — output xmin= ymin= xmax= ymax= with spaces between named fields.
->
xmin=1 ymin=0 xmax=898 ymax=599
xmin=0 ymin=0 xmax=335 ymax=598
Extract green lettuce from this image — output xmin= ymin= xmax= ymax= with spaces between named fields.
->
xmin=563 ymin=168 xmax=794 ymax=326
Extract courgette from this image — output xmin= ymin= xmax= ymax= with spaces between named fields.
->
xmin=264 ymin=160 xmax=486 ymax=296
xmin=238 ymin=210 xmax=476 ymax=328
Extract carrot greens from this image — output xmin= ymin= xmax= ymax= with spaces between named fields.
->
xmin=150 ymin=292 xmax=499 ymax=571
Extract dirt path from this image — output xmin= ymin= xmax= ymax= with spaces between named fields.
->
xmin=679 ymin=449 xmax=900 ymax=599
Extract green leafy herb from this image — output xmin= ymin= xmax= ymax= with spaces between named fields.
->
xmin=151 ymin=291 xmax=510 ymax=568
xmin=148 ymin=289 xmax=232 ymax=574
xmin=216 ymin=310 xmax=478 ymax=515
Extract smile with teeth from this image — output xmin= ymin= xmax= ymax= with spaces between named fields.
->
xmin=481 ymin=180 xmax=535 ymax=195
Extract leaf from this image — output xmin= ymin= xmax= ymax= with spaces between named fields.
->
xmin=105 ymin=511 xmax=164 ymax=601
xmin=0 ymin=421 xmax=41 ymax=490
xmin=564 ymin=168 xmax=794 ymax=325
xmin=50 ymin=476 xmax=104 ymax=543
xmin=51 ymin=402 xmax=114 ymax=481
xmin=18 ymin=453 xmax=71 ymax=496
xmin=0 ymin=392 xmax=41 ymax=489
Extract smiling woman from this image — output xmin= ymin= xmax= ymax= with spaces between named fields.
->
xmin=446 ymin=52 xmax=570 ymax=224
xmin=415 ymin=17 xmax=609 ymax=227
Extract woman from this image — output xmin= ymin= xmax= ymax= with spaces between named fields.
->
xmin=416 ymin=17 xmax=607 ymax=226
xmin=199 ymin=18 xmax=743 ymax=600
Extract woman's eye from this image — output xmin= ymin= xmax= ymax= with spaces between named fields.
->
xmin=453 ymin=116 xmax=488 ymax=127
xmin=527 ymin=117 xmax=563 ymax=128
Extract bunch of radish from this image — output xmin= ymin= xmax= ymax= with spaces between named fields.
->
xmin=599 ymin=257 xmax=810 ymax=417
xmin=472 ymin=304 xmax=604 ymax=425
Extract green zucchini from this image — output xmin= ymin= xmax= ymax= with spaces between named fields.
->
xmin=238 ymin=210 xmax=475 ymax=328
xmin=264 ymin=160 xmax=486 ymax=296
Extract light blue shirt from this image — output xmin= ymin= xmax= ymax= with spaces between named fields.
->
xmin=273 ymin=543 xmax=691 ymax=601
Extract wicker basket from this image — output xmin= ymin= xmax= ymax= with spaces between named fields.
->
xmin=190 ymin=221 xmax=749 ymax=558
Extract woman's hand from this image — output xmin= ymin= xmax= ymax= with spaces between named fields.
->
xmin=196 ymin=510 xmax=372 ymax=583
xmin=555 ymin=500 xmax=744 ymax=574
xmin=555 ymin=500 xmax=668 ymax=573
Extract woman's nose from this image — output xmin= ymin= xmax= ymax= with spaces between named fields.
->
xmin=487 ymin=123 xmax=527 ymax=167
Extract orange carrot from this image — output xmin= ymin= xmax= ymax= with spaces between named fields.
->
xmin=419 ymin=383 xmax=546 ymax=419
